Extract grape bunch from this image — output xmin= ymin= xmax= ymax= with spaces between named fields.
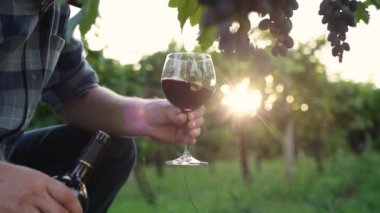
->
xmin=198 ymin=0 xmax=257 ymax=59
xmin=217 ymin=15 xmax=253 ymax=59
xmin=319 ymin=0 xmax=357 ymax=62
xmin=258 ymin=0 xmax=298 ymax=57
xmin=198 ymin=0 xmax=299 ymax=59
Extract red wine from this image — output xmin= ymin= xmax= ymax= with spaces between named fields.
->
xmin=161 ymin=79 xmax=213 ymax=111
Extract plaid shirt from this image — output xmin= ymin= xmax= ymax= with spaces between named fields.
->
xmin=0 ymin=0 xmax=99 ymax=160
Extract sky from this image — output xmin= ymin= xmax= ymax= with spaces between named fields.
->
xmin=80 ymin=0 xmax=380 ymax=87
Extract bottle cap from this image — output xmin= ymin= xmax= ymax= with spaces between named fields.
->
xmin=93 ymin=130 xmax=110 ymax=145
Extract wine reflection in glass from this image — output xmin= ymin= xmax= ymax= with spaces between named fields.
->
xmin=161 ymin=52 xmax=216 ymax=166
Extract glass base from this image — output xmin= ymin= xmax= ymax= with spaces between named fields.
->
xmin=165 ymin=152 xmax=208 ymax=166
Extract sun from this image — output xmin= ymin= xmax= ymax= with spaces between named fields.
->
xmin=221 ymin=78 xmax=262 ymax=117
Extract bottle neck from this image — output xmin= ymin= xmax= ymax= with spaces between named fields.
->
xmin=80 ymin=130 xmax=109 ymax=166
xmin=70 ymin=130 xmax=110 ymax=183
xmin=70 ymin=159 xmax=93 ymax=182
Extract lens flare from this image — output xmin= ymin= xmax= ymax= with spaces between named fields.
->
xmin=221 ymin=78 xmax=262 ymax=116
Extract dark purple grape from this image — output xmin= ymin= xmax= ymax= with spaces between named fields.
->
xmin=342 ymin=10 xmax=356 ymax=27
xmin=327 ymin=32 xmax=335 ymax=42
xmin=269 ymin=22 xmax=281 ymax=36
xmin=335 ymin=45 xmax=343 ymax=53
xmin=342 ymin=42 xmax=350 ymax=51
xmin=258 ymin=18 xmax=271 ymax=30
xmin=331 ymin=37 xmax=340 ymax=46
xmin=332 ymin=46 xmax=339 ymax=56
xmin=322 ymin=16 xmax=329 ymax=24
xmin=332 ymin=0 xmax=342 ymax=10
xmin=290 ymin=0 xmax=299 ymax=10
xmin=284 ymin=36 xmax=294 ymax=48
xmin=333 ymin=10 xmax=342 ymax=19
xmin=338 ymin=33 xmax=346 ymax=41
xmin=201 ymin=8 xmax=219 ymax=27
xmin=271 ymin=45 xmax=279 ymax=56
xmin=340 ymin=0 xmax=349 ymax=6
xmin=319 ymin=1 xmax=329 ymax=15
xmin=281 ymin=19 xmax=292 ymax=34
xmin=198 ymin=0 xmax=216 ymax=5
xmin=278 ymin=44 xmax=288 ymax=56
xmin=269 ymin=9 xmax=285 ymax=23
xmin=348 ymin=0 xmax=357 ymax=12
xmin=214 ymin=0 xmax=235 ymax=18
xmin=284 ymin=6 xmax=294 ymax=17
xmin=327 ymin=23 xmax=334 ymax=31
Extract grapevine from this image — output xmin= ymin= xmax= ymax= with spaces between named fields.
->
xmin=198 ymin=0 xmax=298 ymax=59
xmin=197 ymin=0 xmax=359 ymax=62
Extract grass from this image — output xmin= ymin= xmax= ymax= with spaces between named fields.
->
xmin=109 ymin=153 xmax=380 ymax=213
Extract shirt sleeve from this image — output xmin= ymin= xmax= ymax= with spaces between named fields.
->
xmin=41 ymin=38 xmax=99 ymax=112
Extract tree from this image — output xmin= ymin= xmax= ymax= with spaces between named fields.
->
xmin=330 ymin=81 xmax=379 ymax=155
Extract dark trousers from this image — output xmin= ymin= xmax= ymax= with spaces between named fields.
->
xmin=9 ymin=125 xmax=136 ymax=213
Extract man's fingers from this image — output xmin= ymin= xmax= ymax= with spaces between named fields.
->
xmin=175 ymin=127 xmax=201 ymax=145
xmin=29 ymin=208 xmax=43 ymax=213
xmin=46 ymin=181 xmax=82 ymax=213
xmin=189 ymin=128 xmax=201 ymax=138
xmin=36 ymin=194 xmax=69 ymax=213
xmin=187 ymin=106 xmax=206 ymax=120
xmin=164 ymin=101 xmax=205 ymax=126
xmin=187 ymin=117 xmax=204 ymax=130
xmin=164 ymin=104 xmax=186 ymax=125
xmin=174 ymin=113 xmax=187 ymax=125
xmin=187 ymin=138 xmax=197 ymax=145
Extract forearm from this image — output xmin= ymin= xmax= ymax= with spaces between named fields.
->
xmin=59 ymin=86 xmax=148 ymax=137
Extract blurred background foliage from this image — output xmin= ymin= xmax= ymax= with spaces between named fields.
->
xmin=29 ymin=28 xmax=380 ymax=212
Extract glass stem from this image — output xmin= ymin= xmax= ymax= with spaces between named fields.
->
xmin=183 ymin=145 xmax=191 ymax=156
xmin=182 ymin=111 xmax=192 ymax=157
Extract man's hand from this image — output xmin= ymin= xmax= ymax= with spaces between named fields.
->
xmin=60 ymin=87 xmax=206 ymax=144
xmin=143 ymin=99 xmax=206 ymax=145
xmin=0 ymin=161 xmax=82 ymax=213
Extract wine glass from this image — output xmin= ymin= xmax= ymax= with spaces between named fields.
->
xmin=161 ymin=52 xmax=216 ymax=166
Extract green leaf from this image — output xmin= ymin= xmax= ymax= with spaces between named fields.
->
xmin=169 ymin=0 xmax=200 ymax=29
xmin=168 ymin=0 xmax=181 ymax=7
xmin=63 ymin=0 xmax=100 ymax=40
xmin=189 ymin=6 xmax=203 ymax=26
xmin=79 ymin=0 xmax=100 ymax=36
xmin=371 ymin=0 xmax=380 ymax=9
xmin=65 ymin=9 xmax=84 ymax=41
xmin=354 ymin=2 xmax=370 ymax=24
xmin=197 ymin=26 xmax=217 ymax=51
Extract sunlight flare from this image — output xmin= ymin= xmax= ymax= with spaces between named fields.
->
xmin=300 ymin=103 xmax=309 ymax=112
xmin=221 ymin=78 xmax=262 ymax=116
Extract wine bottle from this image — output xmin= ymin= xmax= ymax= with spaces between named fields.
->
xmin=55 ymin=130 xmax=110 ymax=212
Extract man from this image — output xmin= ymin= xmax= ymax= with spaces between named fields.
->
xmin=0 ymin=1 xmax=206 ymax=212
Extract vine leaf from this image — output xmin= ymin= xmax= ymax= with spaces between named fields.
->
xmin=189 ymin=6 xmax=204 ymax=27
xmin=169 ymin=0 xmax=200 ymax=29
xmin=197 ymin=26 xmax=217 ymax=51
xmin=354 ymin=1 xmax=370 ymax=24
xmin=65 ymin=9 xmax=84 ymax=41
xmin=371 ymin=0 xmax=380 ymax=9
xmin=79 ymin=0 xmax=100 ymax=36
xmin=169 ymin=0 xmax=215 ymax=50
xmin=57 ymin=0 xmax=100 ymax=41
